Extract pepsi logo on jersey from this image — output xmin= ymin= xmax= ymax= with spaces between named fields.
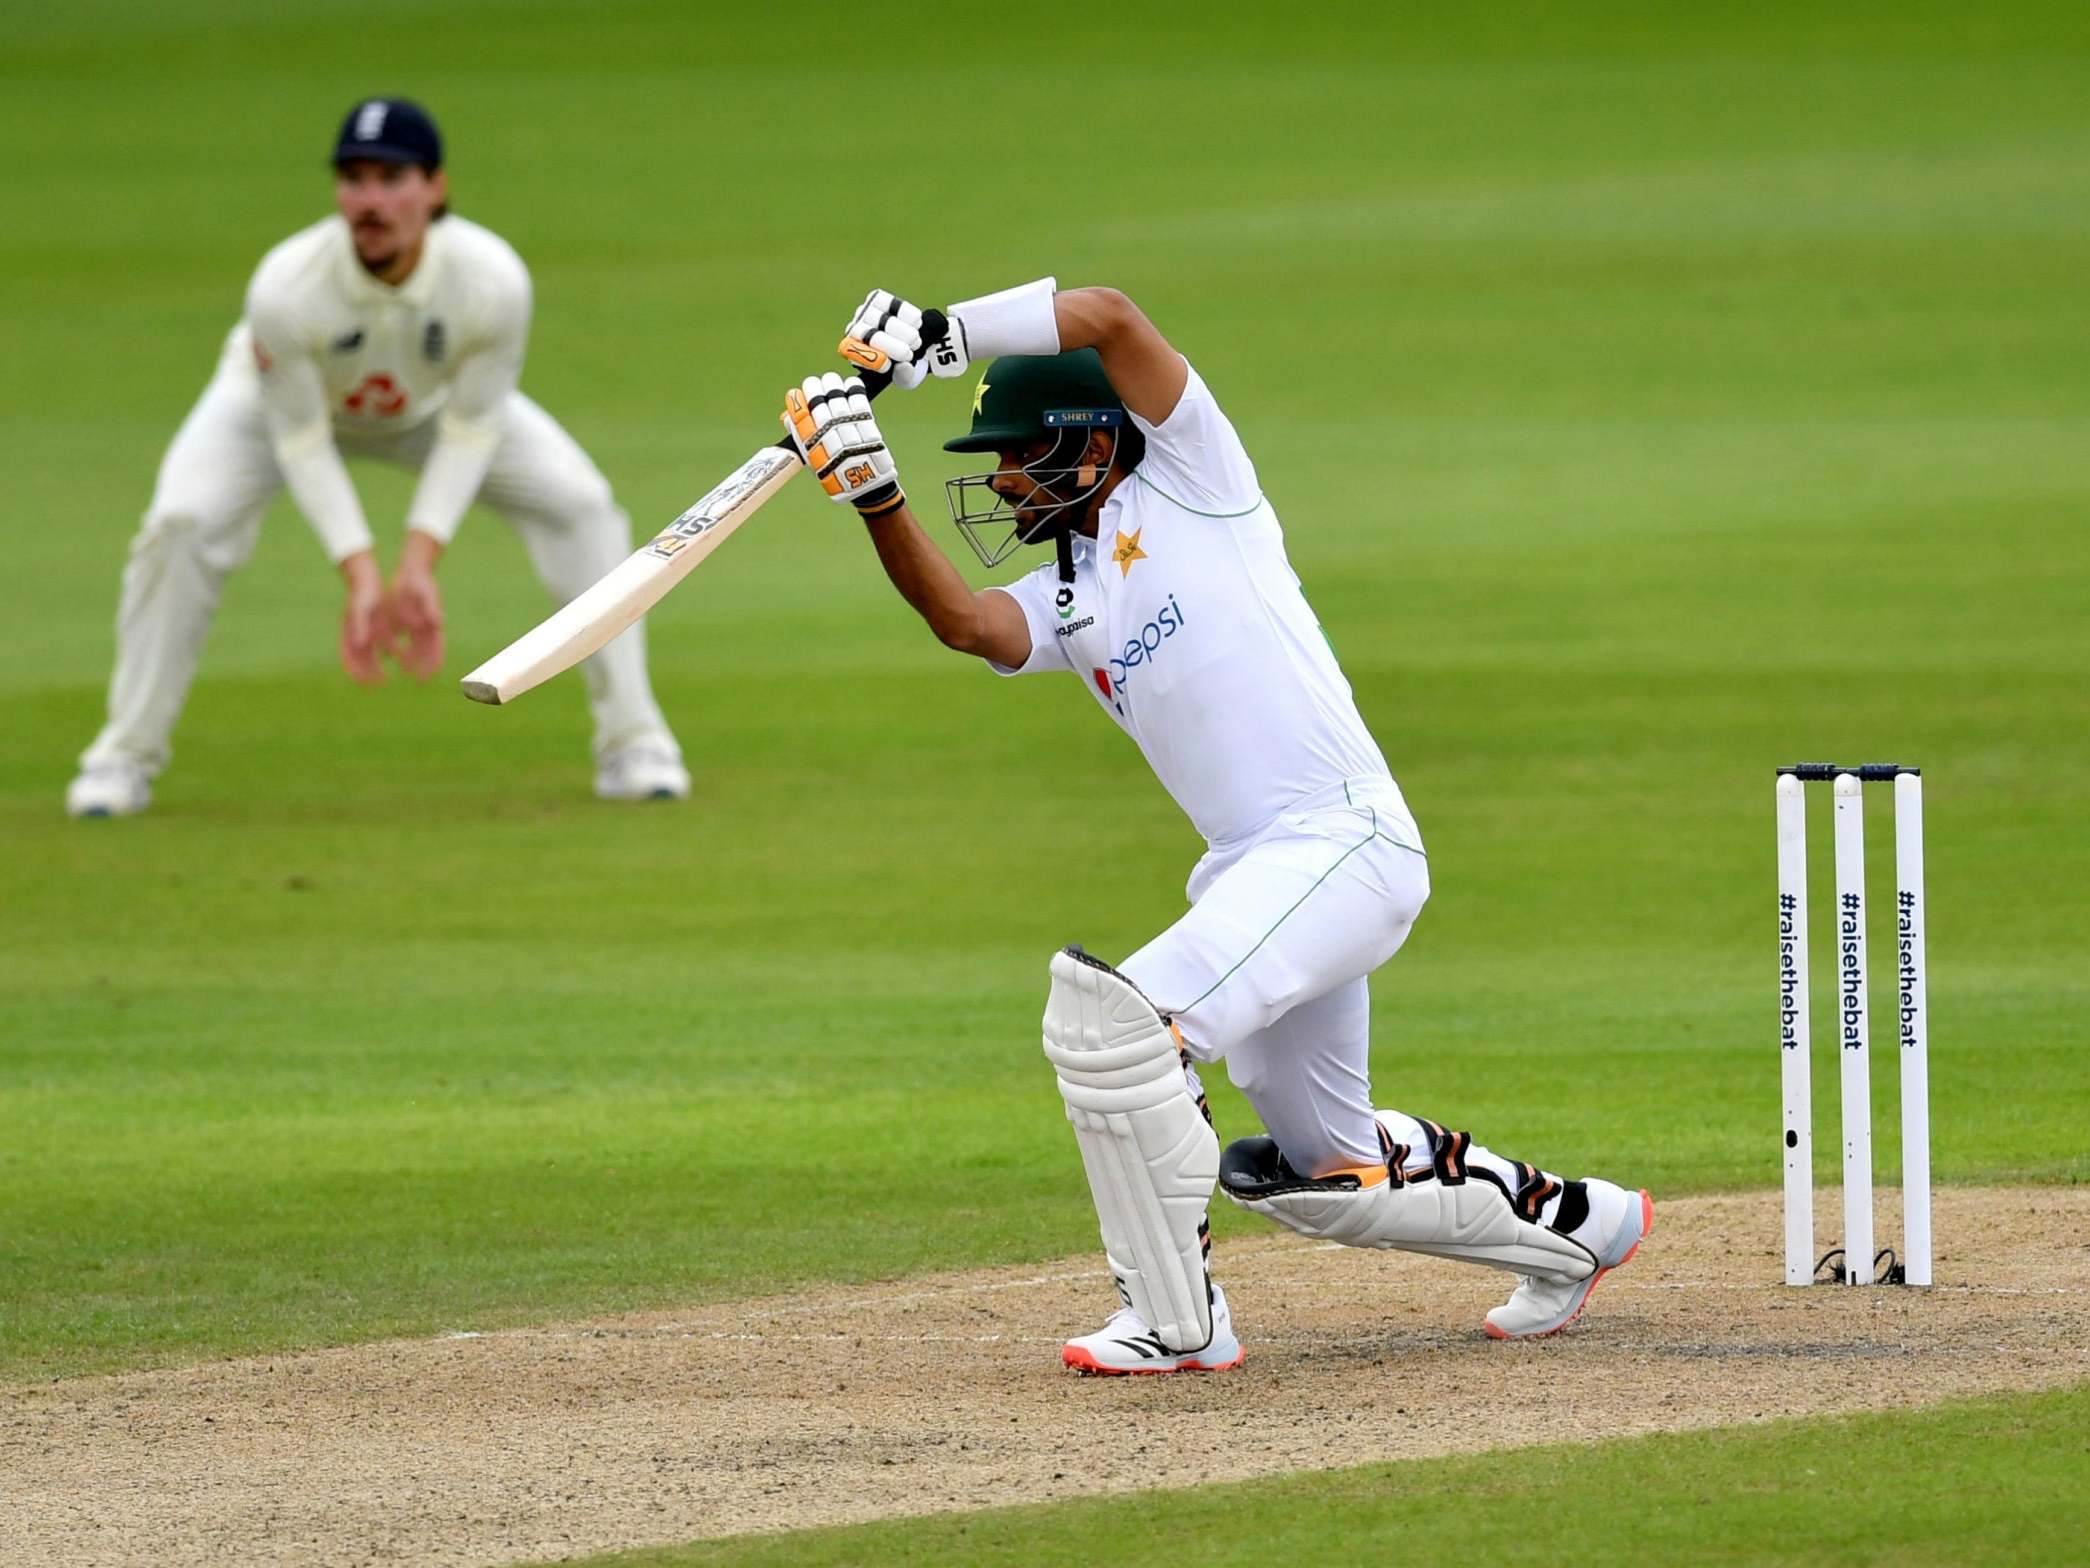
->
xmin=1105 ymin=595 xmax=1187 ymax=694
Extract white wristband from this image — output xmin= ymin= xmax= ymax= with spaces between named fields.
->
xmin=949 ymin=276 xmax=1060 ymax=359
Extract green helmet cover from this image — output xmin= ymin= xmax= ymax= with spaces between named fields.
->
xmin=944 ymin=348 xmax=1131 ymax=454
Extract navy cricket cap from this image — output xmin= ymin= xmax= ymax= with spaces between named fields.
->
xmin=332 ymin=98 xmax=442 ymax=171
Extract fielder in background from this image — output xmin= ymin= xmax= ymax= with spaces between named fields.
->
xmin=781 ymin=281 xmax=1654 ymax=1372
xmin=66 ymin=98 xmax=689 ymax=817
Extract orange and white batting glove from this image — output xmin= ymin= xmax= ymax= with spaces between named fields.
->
xmin=780 ymin=372 xmax=903 ymax=514
xmin=843 ymin=289 xmax=970 ymax=391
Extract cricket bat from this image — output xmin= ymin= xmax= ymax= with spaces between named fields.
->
xmin=459 ymin=311 xmax=946 ymax=706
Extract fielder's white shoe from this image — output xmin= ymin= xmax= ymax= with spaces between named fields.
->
xmin=66 ymin=762 xmax=152 ymax=819
xmin=1062 ymin=1283 xmax=1244 ymax=1376
xmin=1485 ymin=1181 xmax=1653 ymax=1340
xmin=593 ymin=736 xmax=690 ymax=802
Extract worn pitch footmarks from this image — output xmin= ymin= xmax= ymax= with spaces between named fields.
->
xmin=5 ymin=1190 xmax=2084 ymax=1568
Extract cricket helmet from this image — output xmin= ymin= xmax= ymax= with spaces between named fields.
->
xmin=943 ymin=349 xmax=1145 ymax=576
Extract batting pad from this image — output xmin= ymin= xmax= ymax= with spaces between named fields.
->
xmin=1219 ymin=1136 xmax=1597 ymax=1284
xmin=1042 ymin=947 xmax=1218 ymax=1354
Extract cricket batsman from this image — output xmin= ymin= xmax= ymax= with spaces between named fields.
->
xmin=779 ymin=281 xmax=1653 ymax=1372
xmin=65 ymin=98 xmax=688 ymax=817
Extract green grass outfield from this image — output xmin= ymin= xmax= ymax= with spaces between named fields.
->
xmin=3 ymin=0 xmax=2087 ymax=1555
xmin=568 ymin=1384 xmax=2090 ymax=1567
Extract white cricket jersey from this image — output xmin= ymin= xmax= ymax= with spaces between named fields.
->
xmin=233 ymin=214 xmax=532 ymax=559
xmin=988 ymin=363 xmax=1404 ymax=847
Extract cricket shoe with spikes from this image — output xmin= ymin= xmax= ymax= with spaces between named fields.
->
xmin=593 ymin=735 xmax=690 ymax=802
xmin=1485 ymin=1181 xmax=1653 ymax=1340
xmin=66 ymin=762 xmax=152 ymax=819
xmin=1062 ymin=1282 xmax=1243 ymax=1376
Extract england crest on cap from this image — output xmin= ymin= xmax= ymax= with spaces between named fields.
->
xmin=331 ymin=97 xmax=443 ymax=171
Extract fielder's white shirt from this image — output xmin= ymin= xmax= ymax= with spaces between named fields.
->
xmin=235 ymin=214 xmax=532 ymax=560
xmin=988 ymin=363 xmax=1402 ymax=846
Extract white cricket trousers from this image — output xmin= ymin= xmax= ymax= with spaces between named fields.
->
xmin=80 ymin=351 xmax=671 ymax=776
xmin=1122 ymin=775 xmax=1435 ymax=1179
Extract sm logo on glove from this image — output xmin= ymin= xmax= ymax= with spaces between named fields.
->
xmin=844 ymin=463 xmax=876 ymax=488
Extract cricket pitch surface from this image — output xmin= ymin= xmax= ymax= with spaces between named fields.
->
xmin=7 ymin=1187 xmax=2087 ymax=1567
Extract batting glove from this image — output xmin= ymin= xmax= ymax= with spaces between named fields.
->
xmin=781 ymin=372 xmax=903 ymax=513
xmin=843 ymin=289 xmax=970 ymax=391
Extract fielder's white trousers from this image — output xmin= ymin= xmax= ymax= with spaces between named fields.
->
xmin=80 ymin=351 xmax=671 ymax=776
xmin=1122 ymin=775 xmax=1433 ymax=1178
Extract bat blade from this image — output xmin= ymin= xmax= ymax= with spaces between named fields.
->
xmin=459 ymin=444 xmax=799 ymax=705
xmin=460 ymin=308 xmax=946 ymax=708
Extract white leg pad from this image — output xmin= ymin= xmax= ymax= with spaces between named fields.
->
xmin=1219 ymin=1136 xmax=1596 ymax=1284
xmin=1042 ymin=947 xmax=1217 ymax=1354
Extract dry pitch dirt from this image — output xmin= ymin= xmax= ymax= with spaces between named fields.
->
xmin=6 ymin=1187 xmax=2087 ymax=1568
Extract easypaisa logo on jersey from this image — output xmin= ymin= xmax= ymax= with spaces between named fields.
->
xmin=1053 ymin=585 xmax=1095 ymax=639
xmin=1097 ymin=594 xmax=1188 ymax=695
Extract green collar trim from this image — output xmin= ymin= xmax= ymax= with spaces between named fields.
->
xmin=1131 ymin=470 xmax=1265 ymax=520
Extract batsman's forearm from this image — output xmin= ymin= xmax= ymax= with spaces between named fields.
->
xmin=1048 ymin=287 xmax=1187 ymax=426
xmin=1051 ymin=287 xmax=1135 ymax=352
xmin=860 ymin=502 xmax=991 ymax=651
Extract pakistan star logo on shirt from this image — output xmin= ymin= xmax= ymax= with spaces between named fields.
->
xmin=1112 ymin=527 xmax=1148 ymax=577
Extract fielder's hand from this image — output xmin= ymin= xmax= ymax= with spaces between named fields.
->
xmin=781 ymin=373 xmax=903 ymax=513
xmin=338 ymin=552 xmax=390 ymax=686
xmin=382 ymin=529 xmax=447 ymax=681
xmin=383 ymin=566 xmax=445 ymax=681
xmin=843 ymin=289 xmax=970 ymax=390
